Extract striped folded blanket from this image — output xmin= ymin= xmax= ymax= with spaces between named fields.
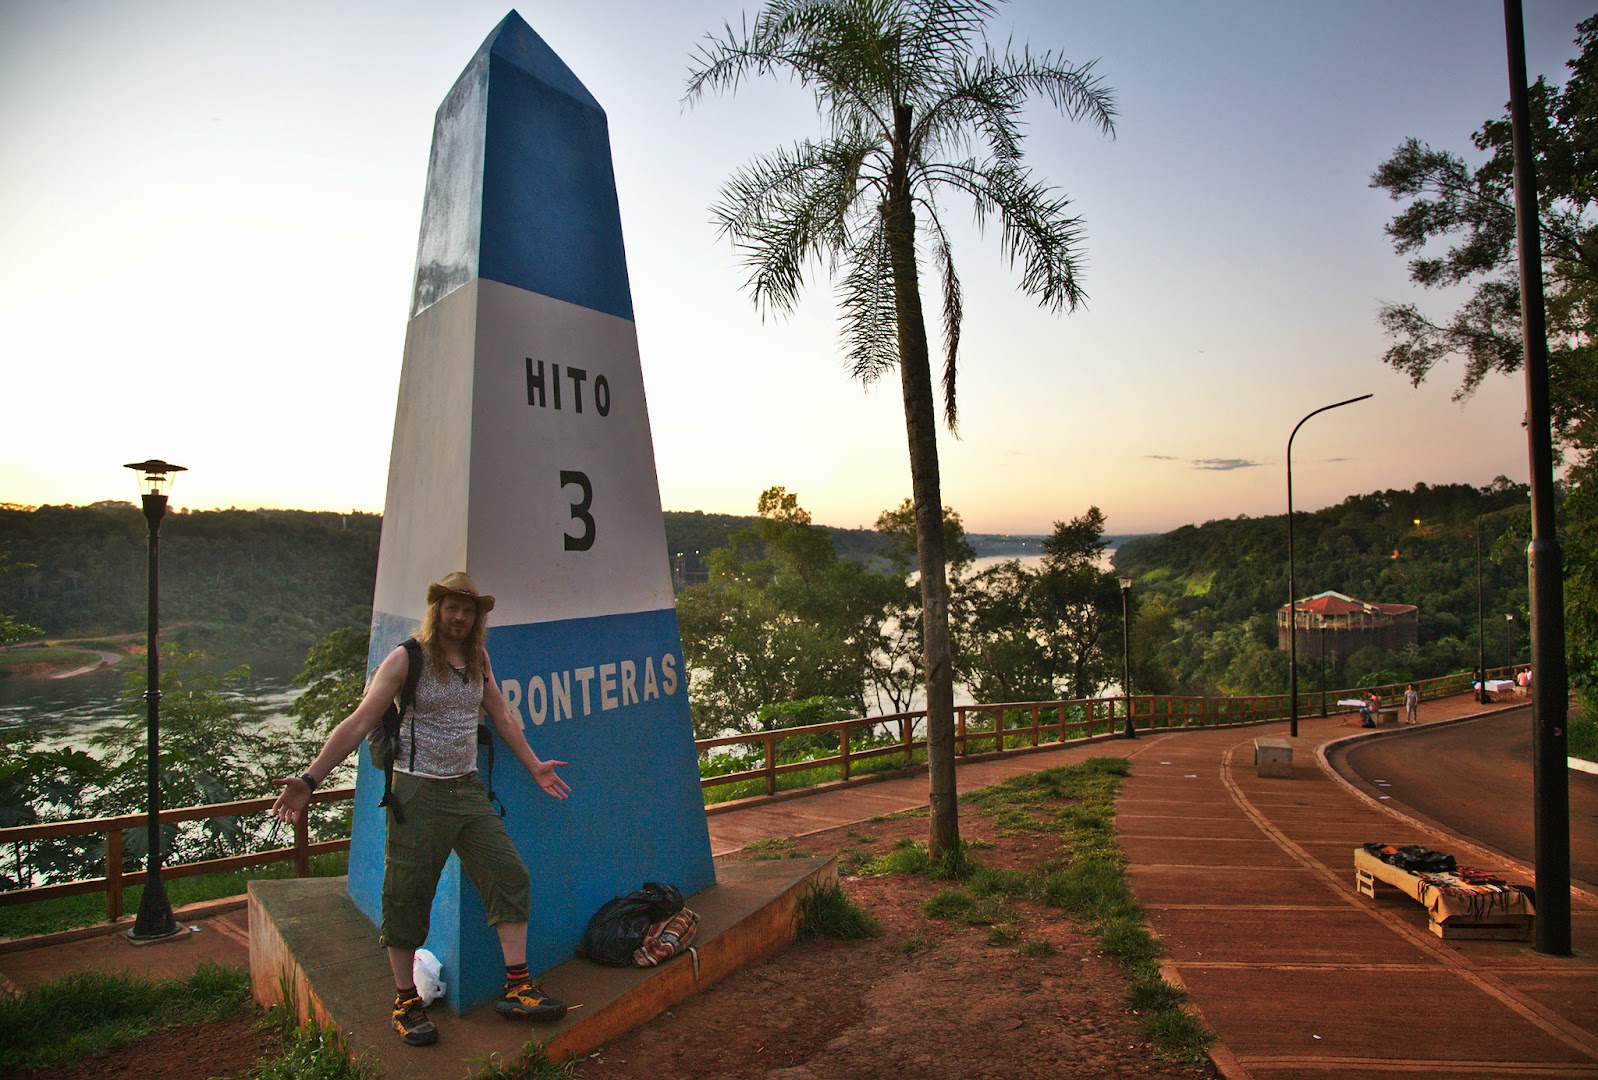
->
xmin=632 ymin=907 xmax=700 ymax=967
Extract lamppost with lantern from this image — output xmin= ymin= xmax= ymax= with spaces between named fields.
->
xmin=124 ymin=459 xmax=187 ymax=943
xmin=1505 ymin=613 xmax=1515 ymax=667
xmin=1118 ymin=575 xmax=1134 ymax=739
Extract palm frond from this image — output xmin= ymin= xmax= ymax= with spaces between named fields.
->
xmin=922 ymin=158 xmax=1088 ymax=313
xmin=837 ymin=223 xmax=900 ymax=383
xmin=917 ymin=204 xmax=964 ymax=431
xmin=712 ymin=135 xmax=883 ymax=316
xmin=917 ymin=46 xmax=1115 ymax=168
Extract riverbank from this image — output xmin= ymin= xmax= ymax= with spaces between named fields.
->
xmin=0 ymin=639 xmax=133 ymax=679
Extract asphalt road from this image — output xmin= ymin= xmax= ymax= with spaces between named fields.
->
xmin=1331 ymin=705 xmax=1598 ymax=892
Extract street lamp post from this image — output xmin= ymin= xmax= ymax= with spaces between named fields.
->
xmin=1287 ymin=394 xmax=1372 ymax=737
xmin=1505 ymin=613 xmax=1514 ymax=667
xmin=124 ymin=459 xmax=187 ymax=943
xmin=1118 ymin=576 xmax=1134 ymax=739
xmin=1476 ymin=511 xmax=1489 ymax=702
xmin=1477 ymin=511 xmax=1489 ymax=704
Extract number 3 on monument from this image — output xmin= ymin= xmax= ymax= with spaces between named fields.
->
xmin=561 ymin=470 xmax=594 ymax=551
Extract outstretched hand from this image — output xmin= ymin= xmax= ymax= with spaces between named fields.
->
xmin=531 ymin=759 xmax=571 ymax=800
xmin=270 ymin=776 xmax=313 ymax=824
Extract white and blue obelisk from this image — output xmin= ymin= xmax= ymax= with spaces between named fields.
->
xmin=347 ymin=11 xmax=715 ymax=1013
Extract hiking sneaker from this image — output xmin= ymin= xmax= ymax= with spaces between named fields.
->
xmin=496 ymin=980 xmax=568 ymax=1022
xmin=392 ymin=993 xmax=438 ymax=1046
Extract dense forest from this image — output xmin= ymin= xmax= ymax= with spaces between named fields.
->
xmin=1113 ymin=479 xmax=1533 ymax=695
xmin=0 ymin=503 xmax=381 ymax=649
xmin=0 ymin=501 xmax=1065 ymax=649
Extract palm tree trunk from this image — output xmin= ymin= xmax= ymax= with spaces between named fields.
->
xmin=885 ymin=106 xmax=960 ymax=859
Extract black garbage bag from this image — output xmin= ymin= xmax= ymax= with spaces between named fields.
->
xmin=580 ymin=882 xmax=684 ymax=966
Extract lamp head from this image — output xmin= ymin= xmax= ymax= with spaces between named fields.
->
xmin=123 ymin=460 xmax=187 ymax=499
xmin=1118 ymin=575 xmax=1133 ymax=592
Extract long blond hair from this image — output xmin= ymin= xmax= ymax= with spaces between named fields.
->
xmin=416 ymin=597 xmax=487 ymax=682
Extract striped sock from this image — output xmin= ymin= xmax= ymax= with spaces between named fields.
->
xmin=395 ymin=984 xmax=418 ymax=1003
xmin=505 ymin=963 xmax=528 ymax=987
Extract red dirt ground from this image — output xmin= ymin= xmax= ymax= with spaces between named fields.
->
xmin=569 ymin=807 xmax=1215 ymax=1080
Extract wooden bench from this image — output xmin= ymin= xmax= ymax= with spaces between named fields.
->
xmin=1253 ymin=736 xmax=1292 ymax=778
xmin=1353 ymin=848 xmax=1534 ymax=940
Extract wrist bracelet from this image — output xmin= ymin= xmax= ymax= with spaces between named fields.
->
xmin=299 ymin=772 xmax=319 ymax=792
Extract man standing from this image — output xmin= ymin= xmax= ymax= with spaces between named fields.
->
xmin=271 ymin=572 xmax=571 ymax=1047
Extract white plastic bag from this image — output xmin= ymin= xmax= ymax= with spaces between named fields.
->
xmin=413 ymin=948 xmax=446 ymax=1005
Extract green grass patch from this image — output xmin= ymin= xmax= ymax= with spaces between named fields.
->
xmin=466 ymin=1041 xmax=574 ymax=1079
xmin=866 ymin=837 xmax=931 ymax=876
xmin=1014 ymin=938 xmax=1057 ymax=957
xmin=741 ymin=838 xmax=809 ymax=860
xmin=795 ymin=880 xmax=878 ymax=941
xmin=1097 ymin=914 xmax=1161 ymax=965
xmin=1138 ymin=1009 xmax=1215 ymax=1062
xmin=0 ymin=962 xmax=250 ymax=1072
xmin=1569 ymin=704 xmax=1597 ymax=761
xmin=896 ymin=936 xmax=937 ymax=954
xmin=1124 ymin=976 xmax=1187 ymax=1013
xmin=0 ymin=851 xmax=349 ymax=939
xmin=922 ymin=886 xmax=1011 ymax=926
xmin=986 ymin=922 xmax=1021 ymax=945
xmin=0 ymin=646 xmax=106 ymax=675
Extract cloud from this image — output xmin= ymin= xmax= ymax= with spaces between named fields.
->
xmin=1190 ymin=458 xmax=1265 ymax=471
xmin=1145 ymin=454 xmax=1178 ymax=461
xmin=1320 ymin=456 xmax=1353 ymax=463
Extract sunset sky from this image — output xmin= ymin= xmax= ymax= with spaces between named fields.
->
xmin=1 ymin=1 xmax=1588 ymax=534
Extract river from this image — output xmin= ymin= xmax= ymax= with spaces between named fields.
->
xmin=0 ymin=647 xmax=310 ymax=754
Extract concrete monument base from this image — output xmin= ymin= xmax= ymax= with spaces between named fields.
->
xmin=249 ymin=858 xmax=835 ymax=1078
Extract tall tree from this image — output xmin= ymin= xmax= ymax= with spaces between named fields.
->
xmin=1370 ymin=14 xmax=1597 ymax=708
xmin=686 ymin=0 xmax=1114 ymax=856
xmin=677 ymin=487 xmax=888 ymax=737
xmin=1369 ymin=15 xmax=1594 ymax=448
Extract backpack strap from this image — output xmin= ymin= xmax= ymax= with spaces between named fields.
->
xmin=477 ymin=647 xmax=505 ymax=817
xmin=478 ymin=724 xmax=505 ymax=817
xmin=378 ymin=637 xmax=425 ymax=824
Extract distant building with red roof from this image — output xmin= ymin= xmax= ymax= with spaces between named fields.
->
xmin=1276 ymin=590 xmax=1418 ymax=655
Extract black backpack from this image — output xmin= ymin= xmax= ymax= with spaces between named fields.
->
xmin=580 ymin=883 xmax=685 ymax=966
xmin=368 ymin=638 xmax=503 ymax=823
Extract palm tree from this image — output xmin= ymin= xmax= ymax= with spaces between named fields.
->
xmin=685 ymin=0 xmax=1114 ymax=857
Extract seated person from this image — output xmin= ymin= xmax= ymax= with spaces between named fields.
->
xmin=1360 ymin=691 xmax=1380 ymax=728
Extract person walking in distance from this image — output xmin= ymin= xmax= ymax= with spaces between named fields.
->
xmin=1404 ymin=684 xmax=1419 ymax=725
xmin=270 ymin=572 xmax=571 ymax=1047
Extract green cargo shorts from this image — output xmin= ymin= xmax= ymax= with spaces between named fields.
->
xmin=378 ymin=771 xmax=531 ymax=951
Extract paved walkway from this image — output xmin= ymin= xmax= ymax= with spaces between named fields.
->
xmin=4 ymin=692 xmax=1595 ymax=1078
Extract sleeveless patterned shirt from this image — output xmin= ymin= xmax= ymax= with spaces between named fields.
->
xmin=395 ymin=655 xmax=483 ymax=779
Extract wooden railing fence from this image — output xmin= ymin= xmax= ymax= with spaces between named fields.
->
xmin=0 ymin=665 xmax=1523 ymax=924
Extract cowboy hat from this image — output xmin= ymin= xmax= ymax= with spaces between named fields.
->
xmin=426 ymin=571 xmax=496 ymax=612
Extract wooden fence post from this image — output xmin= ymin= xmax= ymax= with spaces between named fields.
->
xmin=294 ymin=815 xmax=311 ymax=878
xmin=105 ymin=828 xmax=123 ymax=923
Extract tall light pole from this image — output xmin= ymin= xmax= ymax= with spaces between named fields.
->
xmin=1118 ymin=575 xmax=1134 ymax=739
xmin=1505 ymin=613 xmax=1514 ymax=667
xmin=124 ymin=459 xmax=186 ymax=943
xmin=1477 ymin=510 xmax=1489 ymax=704
xmin=1505 ymin=0 xmax=1570 ymax=955
xmin=1287 ymin=394 xmax=1372 ymax=737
